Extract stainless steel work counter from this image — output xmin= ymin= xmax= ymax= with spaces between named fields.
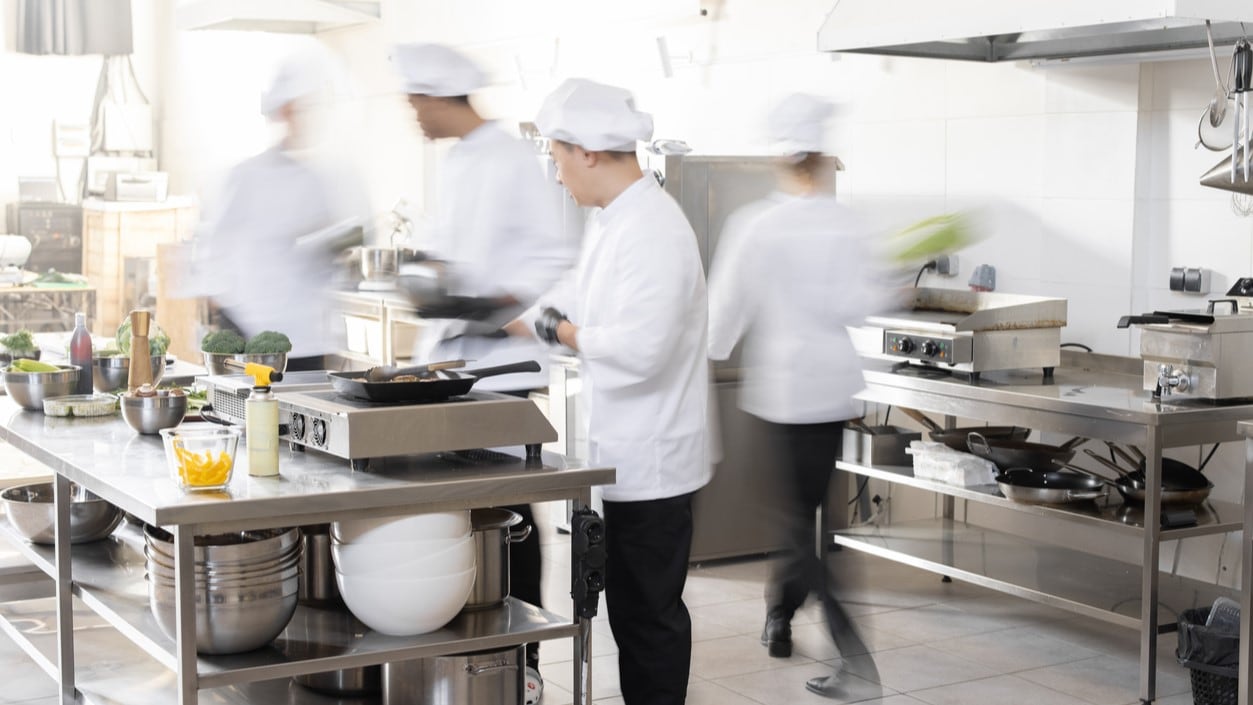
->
xmin=0 ymin=397 xmax=614 ymax=705
xmin=846 ymin=350 xmax=1253 ymax=705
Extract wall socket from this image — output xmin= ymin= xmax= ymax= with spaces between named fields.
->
xmin=935 ymin=254 xmax=959 ymax=276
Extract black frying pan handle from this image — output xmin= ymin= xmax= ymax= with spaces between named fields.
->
xmin=462 ymin=360 xmax=542 ymax=379
xmin=1117 ymin=314 xmax=1170 ymax=328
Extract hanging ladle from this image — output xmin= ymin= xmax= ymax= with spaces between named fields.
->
xmin=1207 ymin=21 xmax=1230 ymax=129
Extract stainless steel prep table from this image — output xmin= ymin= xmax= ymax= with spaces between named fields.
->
xmin=0 ymin=397 xmax=614 ymax=705
xmin=843 ymin=351 xmax=1250 ymax=705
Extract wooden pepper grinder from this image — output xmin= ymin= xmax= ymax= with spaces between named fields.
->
xmin=127 ymin=310 xmax=153 ymax=394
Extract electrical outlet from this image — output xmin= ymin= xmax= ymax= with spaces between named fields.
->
xmin=935 ymin=254 xmax=959 ymax=276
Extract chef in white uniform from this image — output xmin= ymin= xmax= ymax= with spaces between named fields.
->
xmin=391 ymin=43 xmax=573 ymax=705
xmin=508 ymin=78 xmax=713 ymax=705
xmin=391 ymin=43 xmax=573 ymax=391
xmin=707 ymin=92 xmax=882 ymax=698
xmin=198 ymin=47 xmax=366 ymax=369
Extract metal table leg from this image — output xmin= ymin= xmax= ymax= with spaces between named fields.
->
xmin=1139 ymin=431 xmax=1164 ymax=704
xmin=53 ymin=474 xmax=75 ymax=704
xmin=1239 ymin=432 xmax=1253 ymax=705
xmin=572 ymin=490 xmax=594 ymax=705
xmin=173 ymin=525 xmax=199 ymax=705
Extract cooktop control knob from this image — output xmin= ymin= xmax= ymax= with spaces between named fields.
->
xmin=921 ymin=340 xmax=939 ymax=357
xmin=896 ymin=337 xmax=915 ymax=354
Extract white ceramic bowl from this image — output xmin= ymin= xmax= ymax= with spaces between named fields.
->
xmin=331 ymin=535 xmax=474 ymax=578
xmin=336 ymin=566 xmax=475 ymax=636
xmin=331 ymin=511 xmax=470 ymax=545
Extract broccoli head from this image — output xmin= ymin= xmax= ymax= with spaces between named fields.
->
xmin=244 ymin=331 xmax=292 ymax=354
xmin=117 ymin=319 xmax=170 ymax=356
xmin=0 ymin=329 xmax=36 ymax=352
xmin=201 ymin=329 xmax=247 ymax=354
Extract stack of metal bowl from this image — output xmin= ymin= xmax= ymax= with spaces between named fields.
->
xmin=93 ymin=355 xmax=167 ymax=393
xmin=143 ymin=525 xmax=302 ymax=654
xmin=0 ymin=481 xmax=123 ymax=544
xmin=201 ymin=352 xmax=288 ymax=376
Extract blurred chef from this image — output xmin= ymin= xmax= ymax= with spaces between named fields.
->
xmin=707 ymin=92 xmax=882 ymax=698
xmin=507 ymin=78 xmax=713 ymax=705
xmin=391 ymin=42 xmax=573 ymax=704
xmin=197 ymin=45 xmax=367 ymax=370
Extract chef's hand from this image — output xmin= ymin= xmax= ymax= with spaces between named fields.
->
xmin=535 ymin=307 xmax=569 ymax=345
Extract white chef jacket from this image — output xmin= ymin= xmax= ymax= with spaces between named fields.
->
xmin=198 ymin=147 xmax=353 ymax=358
xmin=708 ymin=192 xmax=883 ymax=424
xmin=416 ymin=122 xmax=574 ymax=391
xmin=523 ymin=177 xmax=713 ymax=502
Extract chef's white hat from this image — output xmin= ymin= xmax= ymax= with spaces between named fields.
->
xmin=391 ymin=42 xmax=487 ymax=97
xmin=261 ymin=47 xmax=331 ymax=117
xmin=535 ymin=78 xmax=654 ymax=152
xmin=767 ymin=93 xmax=834 ymax=156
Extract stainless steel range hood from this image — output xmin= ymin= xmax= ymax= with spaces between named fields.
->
xmin=177 ymin=0 xmax=379 ymax=34
xmin=819 ymin=0 xmax=1253 ymax=63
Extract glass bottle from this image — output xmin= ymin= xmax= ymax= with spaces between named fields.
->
xmin=69 ymin=312 xmax=93 ymax=395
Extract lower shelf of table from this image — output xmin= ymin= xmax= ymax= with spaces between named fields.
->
xmin=830 ymin=518 xmax=1233 ymax=630
xmin=0 ymin=521 xmax=578 ymax=689
xmin=0 ymin=596 xmax=394 ymax=704
xmin=836 ymin=461 xmax=1243 ymax=539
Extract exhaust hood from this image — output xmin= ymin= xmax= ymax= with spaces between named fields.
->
xmin=177 ymin=0 xmax=379 ymax=34
xmin=819 ymin=0 xmax=1253 ymax=63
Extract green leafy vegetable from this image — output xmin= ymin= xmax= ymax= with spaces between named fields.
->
xmin=116 ymin=319 xmax=170 ymax=356
xmin=201 ymin=330 xmax=246 ymax=354
xmin=244 ymin=331 xmax=292 ymax=354
xmin=0 ymin=329 xmax=35 ymax=352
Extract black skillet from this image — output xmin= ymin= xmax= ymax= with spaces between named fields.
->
xmin=328 ymin=360 xmax=541 ymax=403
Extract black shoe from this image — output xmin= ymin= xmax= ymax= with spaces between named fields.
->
xmin=805 ymin=674 xmax=843 ymax=698
xmin=760 ymin=616 xmax=792 ymax=658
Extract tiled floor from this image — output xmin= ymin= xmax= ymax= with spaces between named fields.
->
xmin=0 ymin=442 xmax=1205 ymax=705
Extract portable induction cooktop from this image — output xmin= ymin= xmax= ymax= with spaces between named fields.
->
xmin=279 ymin=389 xmax=557 ymax=469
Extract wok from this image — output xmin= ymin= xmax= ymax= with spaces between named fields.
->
xmin=1104 ymin=442 xmax=1212 ymax=489
xmin=995 ymin=467 xmax=1106 ymax=504
xmin=897 ymin=408 xmax=1028 ymax=452
xmin=968 ymin=432 xmax=1086 ymax=471
xmin=328 ymin=361 xmax=541 ymax=403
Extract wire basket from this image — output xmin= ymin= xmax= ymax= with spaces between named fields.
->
xmin=1189 ymin=668 xmax=1237 ymax=705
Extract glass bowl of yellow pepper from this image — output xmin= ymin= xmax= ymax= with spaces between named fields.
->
xmin=161 ymin=426 xmax=240 ymax=492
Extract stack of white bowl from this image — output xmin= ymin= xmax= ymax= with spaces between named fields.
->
xmin=331 ymin=511 xmax=476 ymax=636
xmin=144 ymin=525 xmax=302 ymax=654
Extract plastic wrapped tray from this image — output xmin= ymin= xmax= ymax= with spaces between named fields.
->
xmin=42 ymin=394 xmax=119 ymax=417
xmin=907 ymin=440 xmax=998 ymax=486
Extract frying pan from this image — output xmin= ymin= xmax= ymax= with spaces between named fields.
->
xmin=967 ymin=432 xmax=1086 ymax=471
xmin=328 ymin=361 xmax=541 ymax=403
xmin=1088 ymin=445 xmax=1211 ymax=490
xmin=994 ymin=467 xmax=1106 ymax=504
xmin=1058 ymin=461 xmax=1213 ymax=507
xmin=897 ymin=408 xmax=1029 ymax=452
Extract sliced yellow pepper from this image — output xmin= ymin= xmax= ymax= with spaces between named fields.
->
xmin=175 ymin=445 xmax=232 ymax=487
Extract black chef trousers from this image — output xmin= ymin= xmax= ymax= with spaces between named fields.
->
xmin=762 ymin=420 xmax=871 ymax=665
xmin=604 ymin=491 xmax=696 ymax=705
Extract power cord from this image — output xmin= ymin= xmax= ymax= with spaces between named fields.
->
xmin=914 ymin=260 xmax=937 ymax=287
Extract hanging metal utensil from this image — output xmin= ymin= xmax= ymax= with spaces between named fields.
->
xmin=1199 ymin=21 xmax=1236 ymax=152
xmin=1236 ymin=40 xmax=1253 ymax=180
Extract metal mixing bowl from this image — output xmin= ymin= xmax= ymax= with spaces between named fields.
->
xmin=3 ymin=366 xmax=79 ymax=411
xmin=201 ymin=352 xmax=288 ymax=376
xmin=360 ymin=246 xmax=398 ymax=281
xmin=0 ymin=481 xmax=124 ymax=544
xmin=120 ymin=393 xmax=187 ymax=435
xmin=93 ymin=356 xmax=167 ymax=393
xmin=145 ymin=525 xmax=302 ymax=564
xmin=148 ymin=578 xmax=299 ymax=654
